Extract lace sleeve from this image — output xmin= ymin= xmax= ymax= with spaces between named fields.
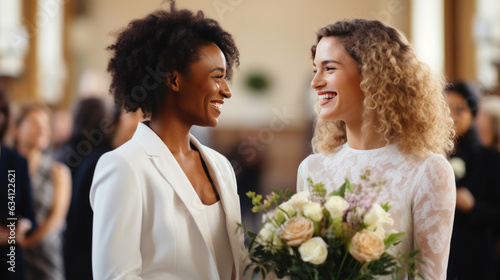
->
xmin=412 ymin=155 xmax=456 ymax=280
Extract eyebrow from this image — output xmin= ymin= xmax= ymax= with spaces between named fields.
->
xmin=313 ymin=60 xmax=343 ymax=67
xmin=210 ymin=67 xmax=225 ymax=73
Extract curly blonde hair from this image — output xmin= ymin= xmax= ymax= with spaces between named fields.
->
xmin=311 ymin=19 xmax=455 ymax=158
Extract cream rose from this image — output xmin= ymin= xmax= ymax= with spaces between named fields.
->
xmin=303 ymin=202 xmax=324 ymax=222
xmin=256 ymin=222 xmax=284 ymax=251
xmin=298 ymin=237 xmax=328 ymax=265
xmin=363 ymin=204 xmax=394 ymax=231
xmin=256 ymin=223 xmax=273 ymax=245
xmin=324 ymin=195 xmax=349 ymax=219
xmin=256 ymin=222 xmax=276 ymax=245
xmin=349 ymin=229 xmax=385 ymax=263
xmin=272 ymin=234 xmax=284 ymax=249
xmin=280 ymin=217 xmax=314 ymax=246
xmin=289 ymin=191 xmax=311 ymax=212
xmin=275 ymin=201 xmax=296 ymax=223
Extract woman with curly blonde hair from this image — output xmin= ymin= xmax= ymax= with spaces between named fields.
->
xmin=297 ymin=19 xmax=456 ymax=279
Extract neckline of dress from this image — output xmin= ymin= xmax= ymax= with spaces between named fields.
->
xmin=202 ymin=200 xmax=221 ymax=209
xmin=343 ymin=142 xmax=395 ymax=154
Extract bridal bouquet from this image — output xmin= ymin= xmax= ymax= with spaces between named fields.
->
xmin=242 ymin=171 xmax=422 ymax=280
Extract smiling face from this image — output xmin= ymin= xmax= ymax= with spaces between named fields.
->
xmin=173 ymin=42 xmax=232 ymax=127
xmin=311 ymin=36 xmax=365 ymax=125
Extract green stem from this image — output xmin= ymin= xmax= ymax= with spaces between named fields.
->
xmin=347 ymin=261 xmax=360 ymax=279
xmin=336 ymin=250 xmax=349 ymax=279
xmin=315 ymin=222 xmax=320 ymax=236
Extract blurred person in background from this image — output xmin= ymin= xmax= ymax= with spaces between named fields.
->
xmin=61 ymin=97 xmax=111 ymax=280
xmin=475 ymin=94 xmax=500 ymax=152
xmin=475 ymin=94 xmax=500 ymax=280
xmin=0 ymin=87 xmax=37 ymax=280
xmin=445 ymin=82 xmax=500 ymax=280
xmin=13 ymin=104 xmax=71 ymax=280
xmin=51 ymin=110 xmax=73 ymax=156
xmin=111 ymin=107 xmax=145 ymax=149
xmin=63 ymin=99 xmax=144 ymax=280
xmin=56 ymin=98 xmax=110 ymax=174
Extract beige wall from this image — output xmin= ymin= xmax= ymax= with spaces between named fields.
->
xmin=444 ymin=0 xmax=477 ymax=82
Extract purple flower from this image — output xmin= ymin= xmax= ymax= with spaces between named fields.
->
xmin=311 ymin=195 xmax=326 ymax=205
xmin=346 ymin=211 xmax=362 ymax=229
xmin=359 ymin=195 xmax=374 ymax=211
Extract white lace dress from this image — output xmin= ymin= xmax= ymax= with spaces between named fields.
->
xmin=296 ymin=143 xmax=456 ymax=280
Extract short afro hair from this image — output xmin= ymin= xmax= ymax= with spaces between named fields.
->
xmin=107 ymin=3 xmax=239 ymax=117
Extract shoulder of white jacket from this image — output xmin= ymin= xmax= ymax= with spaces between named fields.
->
xmin=199 ymin=144 xmax=231 ymax=164
xmin=97 ymin=139 xmax=145 ymax=164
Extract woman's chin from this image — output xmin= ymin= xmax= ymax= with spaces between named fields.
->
xmin=319 ymin=111 xmax=338 ymax=121
xmin=204 ymin=118 xmax=218 ymax=128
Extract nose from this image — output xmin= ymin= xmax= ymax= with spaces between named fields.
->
xmin=221 ymin=79 xmax=232 ymax=99
xmin=311 ymin=72 xmax=326 ymax=90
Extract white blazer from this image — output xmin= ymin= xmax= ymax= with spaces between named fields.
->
xmin=90 ymin=122 xmax=246 ymax=280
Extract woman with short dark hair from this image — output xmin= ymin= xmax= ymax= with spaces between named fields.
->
xmin=90 ymin=3 xmax=243 ymax=279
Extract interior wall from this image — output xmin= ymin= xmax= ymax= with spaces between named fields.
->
xmin=444 ymin=0 xmax=477 ymax=82
xmin=0 ymin=0 xmax=38 ymax=103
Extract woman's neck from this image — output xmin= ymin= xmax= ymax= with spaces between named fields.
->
xmin=345 ymin=121 xmax=386 ymax=150
xmin=148 ymin=114 xmax=193 ymax=155
xmin=18 ymin=146 xmax=42 ymax=176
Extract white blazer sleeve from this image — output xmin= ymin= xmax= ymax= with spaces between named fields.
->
xmin=90 ymin=152 xmax=144 ymax=280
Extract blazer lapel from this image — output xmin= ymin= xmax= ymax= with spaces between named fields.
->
xmin=191 ymin=136 xmax=242 ymax=277
xmin=132 ymin=123 xmax=217 ymax=267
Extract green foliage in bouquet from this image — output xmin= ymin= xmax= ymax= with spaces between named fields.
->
xmin=240 ymin=171 xmax=423 ymax=280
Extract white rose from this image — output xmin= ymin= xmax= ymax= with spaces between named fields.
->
xmin=256 ymin=222 xmax=283 ymax=251
xmin=303 ymin=202 xmax=324 ymax=222
xmin=275 ymin=201 xmax=296 ymax=223
xmin=272 ymin=234 xmax=283 ymax=249
xmin=298 ymin=237 xmax=328 ymax=265
xmin=373 ymin=227 xmax=398 ymax=240
xmin=289 ymin=191 xmax=311 ymax=212
xmin=256 ymin=222 xmax=276 ymax=245
xmin=363 ymin=204 xmax=393 ymax=231
xmin=449 ymin=157 xmax=466 ymax=180
xmin=373 ymin=226 xmax=386 ymax=240
xmin=324 ymin=195 xmax=349 ymax=219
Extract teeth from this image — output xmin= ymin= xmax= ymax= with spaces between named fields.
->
xmin=319 ymin=93 xmax=336 ymax=101
xmin=211 ymin=102 xmax=222 ymax=111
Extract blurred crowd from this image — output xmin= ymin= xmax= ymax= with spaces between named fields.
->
xmin=0 ymin=79 xmax=500 ymax=279
xmin=0 ymin=86 xmax=144 ymax=280
xmin=445 ymin=82 xmax=500 ymax=279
